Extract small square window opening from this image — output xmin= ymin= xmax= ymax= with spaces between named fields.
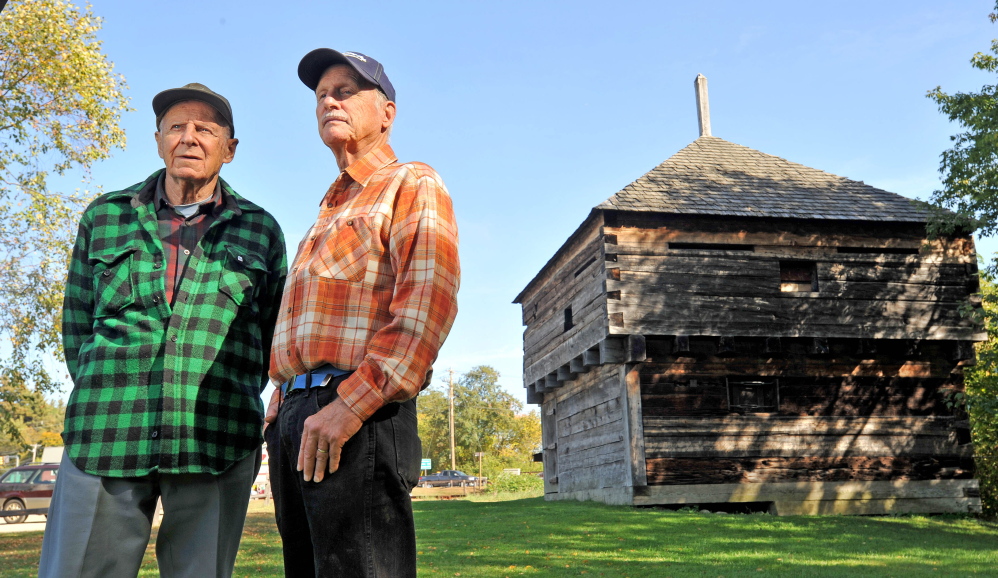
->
xmin=780 ymin=261 xmax=817 ymax=292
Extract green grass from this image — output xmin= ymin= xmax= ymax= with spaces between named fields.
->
xmin=2 ymin=495 xmax=997 ymax=577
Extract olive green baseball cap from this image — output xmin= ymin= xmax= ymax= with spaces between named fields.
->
xmin=152 ymin=82 xmax=235 ymax=136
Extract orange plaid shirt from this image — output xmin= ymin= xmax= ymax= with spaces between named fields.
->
xmin=269 ymin=144 xmax=460 ymax=421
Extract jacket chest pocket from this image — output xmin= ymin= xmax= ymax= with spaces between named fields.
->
xmin=308 ymin=216 xmax=372 ymax=282
xmin=92 ymin=248 xmax=137 ymax=317
xmin=218 ymin=245 xmax=268 ymax=307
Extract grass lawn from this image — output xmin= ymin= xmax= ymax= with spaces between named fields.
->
xmin=2 ymin=493 xmax=996 ymax=577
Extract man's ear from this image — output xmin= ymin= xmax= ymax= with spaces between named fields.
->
xmin=223 ymin=138 xmax=239 ymax=164
xmin=382 ymin=101 xmax=396 ymax=130
xmin=154 ymin=131 xmax=164 ymax=159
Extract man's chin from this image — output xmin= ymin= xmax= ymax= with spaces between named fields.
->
xmin=320 ymin=129 xmax=351 ymax=148
xmin=167 ymin=167 xmax=210 ymax=181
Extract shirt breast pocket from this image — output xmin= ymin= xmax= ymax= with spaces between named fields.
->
xmin=219 ymin=245 xmax=269 ymax=307
xmin=91 ymin=247 xmax=137 ymax=317
xmin=309 ymin=216 xmax=372 ymax=282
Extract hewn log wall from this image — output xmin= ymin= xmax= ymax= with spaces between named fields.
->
xmin=639 ymin=357 xmax=974 ymax=486
xmin=603 ymin=216 xmax=983 ymax=341
xmin=518 ymin=217 xmax=611 ymax=385
xmin=543 ymin=364 xmax=628 ymax=497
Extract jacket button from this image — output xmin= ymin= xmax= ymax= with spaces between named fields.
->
xmin=170 ymin=335 xmax=178 ymax=342
xmin=102 ymin=270 xmax=111 ymax=277
xmin=154 ymin=261 xmax=163 ymax=268
xmin=151 ymin=430 xmax=159 ymax=438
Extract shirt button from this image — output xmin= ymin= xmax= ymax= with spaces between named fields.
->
xmin=151 ymin=430 xmax=159 ymax=438
xmin=346 ymin=220 xmax=353 ymax=226
xmin=183 ymin=249 xmax=191 ymax=255
xmin=102 ymin=270 xmax=111 ymax=277
xmin=286 ymin=350 xmax=290 ymax=356
xmin=154 ymin=261 xmax=163 ymax=268
xmin=286 ymin=307 xmax=291 ymax=313
xmin=152 ymin=295 xmax=160 ymax=303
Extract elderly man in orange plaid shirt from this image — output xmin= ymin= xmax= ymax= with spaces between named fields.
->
xmin=264 ymin=48 xmax=460 ymax=578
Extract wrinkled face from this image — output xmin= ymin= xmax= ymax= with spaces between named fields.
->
xmin=155 ymin=100 xmax=236 ymax=183
xmin=315 ymin=64 xmax=393 ymax=151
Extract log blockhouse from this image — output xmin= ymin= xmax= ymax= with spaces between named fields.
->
xmin=514 ymin=77 xmax=985 ymax=514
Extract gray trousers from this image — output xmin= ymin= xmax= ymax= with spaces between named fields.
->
xmin=38 ymin=449 xmax=260 ymax=578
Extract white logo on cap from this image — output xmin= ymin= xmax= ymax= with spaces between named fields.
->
xmin=343 ymin=52 xmax=367 ymax=63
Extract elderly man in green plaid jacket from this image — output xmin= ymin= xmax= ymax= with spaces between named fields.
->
xmin=38 ymin=84 xmax=287 ymax=578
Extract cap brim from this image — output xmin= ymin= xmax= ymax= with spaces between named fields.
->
xmin=152 ymin=88 xmax=233 ymax=133
xmin=298 ymin=48 xmax=353 ymax=91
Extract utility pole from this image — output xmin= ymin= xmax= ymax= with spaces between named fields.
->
xmin=448 ymin=369 xmax=456 ymax=470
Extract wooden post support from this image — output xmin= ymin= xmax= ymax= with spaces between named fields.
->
xmin=583 ymin=348 xmax=601 ymax=367
xmin=620 ymin=363 xmax=648 ymax=490
xmin=569 ymin=355 xmax=588 ymax=374
xmin=557 ymin=365 xmax=577 ymax=383
xmin=544 ymin=374 xmax=561 ymax=391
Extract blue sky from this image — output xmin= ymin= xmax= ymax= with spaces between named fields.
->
xmin=56 ymin=0 xmax=998 ymax=404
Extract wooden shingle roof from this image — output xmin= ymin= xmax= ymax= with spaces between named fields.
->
xmin=597 ymin=136 xmax=928 ymax=222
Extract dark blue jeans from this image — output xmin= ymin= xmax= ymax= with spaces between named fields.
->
xmin=265 ymin=383 xmax=421 ymax=578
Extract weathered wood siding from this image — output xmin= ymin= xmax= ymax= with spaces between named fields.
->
xmin=518 ymin=217 xmax=610 ymax=385
xmin=542 ymin=364 xmax=628 ymax=497
xmin=639 ymin=357 xmax=974 ymax=486
xmin=603 ymin=216 xmax=983 ymax=341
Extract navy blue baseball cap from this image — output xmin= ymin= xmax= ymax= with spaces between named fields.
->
xmin=298 ymin=49 xmax=396 ymax=102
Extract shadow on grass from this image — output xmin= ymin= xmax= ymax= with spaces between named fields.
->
xmin=414 ymin=497 xmax=998 ymax=577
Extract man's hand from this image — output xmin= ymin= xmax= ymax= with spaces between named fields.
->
xmin=297 ymin=396 xmax=364 ymax=482
xmin=263 ymin=387 xmax=282 ymax=431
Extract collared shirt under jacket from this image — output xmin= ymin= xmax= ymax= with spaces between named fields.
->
xmin=62 ymin=170 xmax=287 ymax=477
xmin=269 ymin=143 xmax=460 ymax=421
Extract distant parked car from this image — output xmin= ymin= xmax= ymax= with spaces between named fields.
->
xmin=418 ymin=470 xmax=478 ymax=488
xmin=0 ymin=463 xmax=59 ymax=524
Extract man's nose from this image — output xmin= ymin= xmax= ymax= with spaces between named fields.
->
xmin=180 ymin=123 xmax=198 ymax=144
xmin=320 ymin=95 xmax=341 ymax=110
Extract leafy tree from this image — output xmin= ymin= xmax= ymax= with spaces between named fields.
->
xmin=0 ymin=396 xmax=65 ymax=462
xmin=416 ymin=386 xmax=450 ymax=471
xmin=416 ymin=366 xmax=542 ymax=477
xmin=926 ymin=2 xmax=998 ymax=274
xmin=0 ymin=0 xmax=129 ymax=442
xmin=927 ymin=1 xmax=998 ymax=517
xmin=965 ymin=278 xmax=998 ymax=517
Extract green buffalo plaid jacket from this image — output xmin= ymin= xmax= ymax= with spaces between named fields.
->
xmin=62 ymin=170 xmax=287 ymax=477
